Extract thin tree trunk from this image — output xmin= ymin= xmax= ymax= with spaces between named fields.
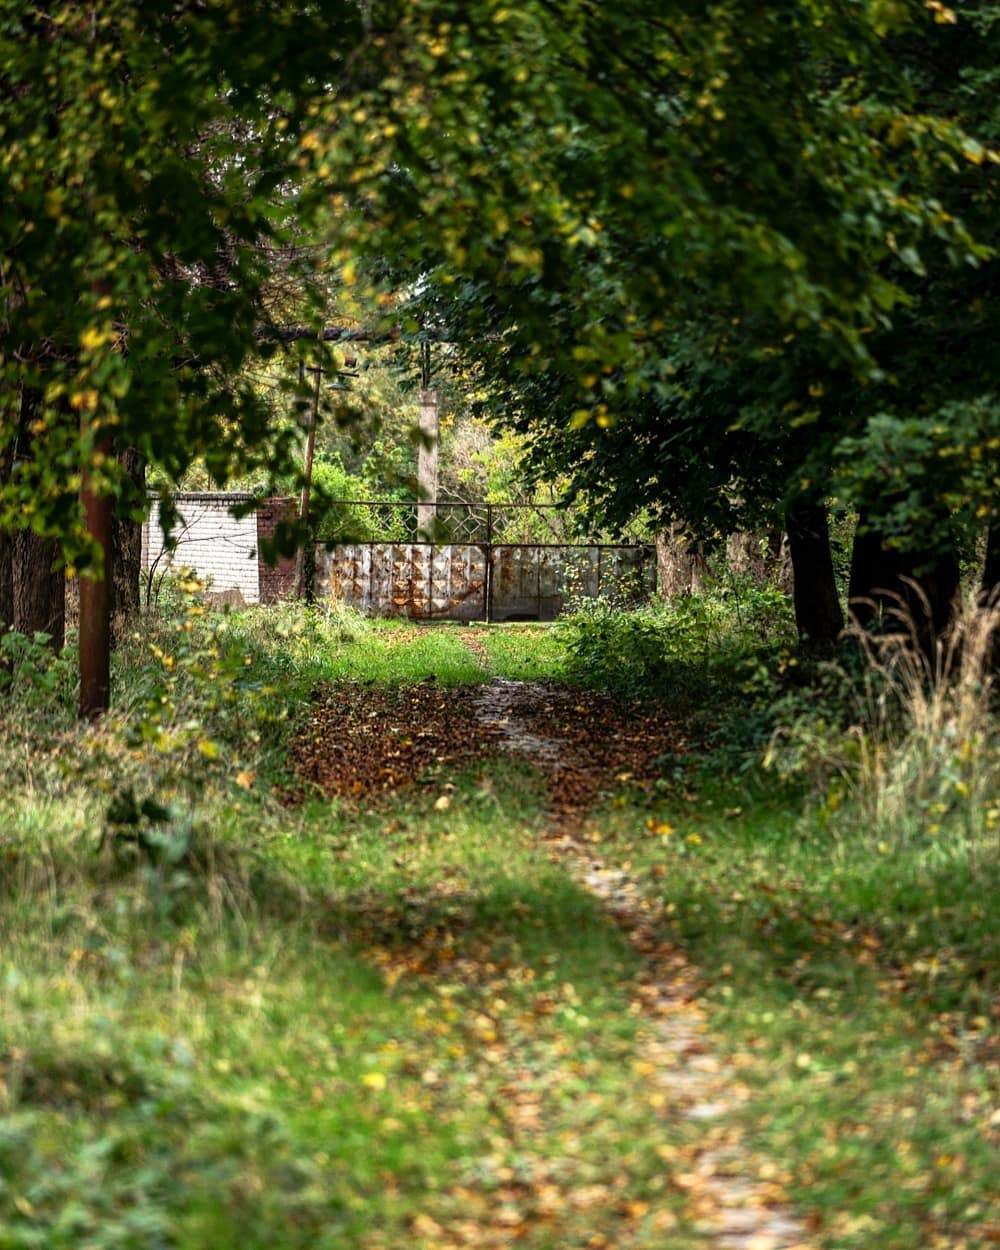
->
xmin=0 ymin=435 xmax=13 ymax=647
xmin=981 ymin=523 xmax=1000 ymax=606
xmin=79 ymin=415 xmax=113 ymax=718
xmin=785 ymin=501 xmax=843 ymax=644
xmin=296 ymin=367 xmax=321 ymax=603
xmin=980 ymin=523 xmax=1000 ymax=669
xmin=4 ymin=387 xmax=65 ymax=649
xmin=111 ymin=447 xmax=145 ymax=640
xmin=0 ymin=532 xmax=11 ymax=638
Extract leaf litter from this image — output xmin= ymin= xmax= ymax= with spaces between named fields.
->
xmin=291 ymin=672 xmax=814 ymax=1248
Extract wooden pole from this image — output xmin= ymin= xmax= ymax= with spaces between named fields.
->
xmin=79 ymin=415 xmax=112 ymax=718
xmin=296 ymin=364 xmax=321 ymax=602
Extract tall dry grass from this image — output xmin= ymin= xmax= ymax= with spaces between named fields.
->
xmin=845 ymin=592 xmax=1000 ymax=865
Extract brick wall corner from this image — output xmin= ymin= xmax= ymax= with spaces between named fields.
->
xmin=256 ymin=496 xmax=299 ymax=604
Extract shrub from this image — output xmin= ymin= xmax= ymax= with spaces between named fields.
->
xmin=556 ymin=582 xmax=794 ymax=702
xmin=311 ymin=457 xmax=410 ymax=542
xmin=0 ymin=628 xmax=74 ymax=707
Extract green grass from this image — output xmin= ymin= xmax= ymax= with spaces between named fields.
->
xmin=0 ymin=603 xmax=996 ymax=1250
xmin=469 ymin=623 xmax=568 ymax=681
xmin=3 ymin=770 xmax=693 ymax=1250
xmin=590 ymin=773 xmax=999 ymax=1250
xmin=0 ymin=610 xmax=696 ymax=1250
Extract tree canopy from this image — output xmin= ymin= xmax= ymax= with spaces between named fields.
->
xmin=3 ymin=0 xmax=999 ymax=697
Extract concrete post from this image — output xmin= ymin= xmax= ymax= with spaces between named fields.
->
xmin=416 ymin=388 xmax=439 ymax=539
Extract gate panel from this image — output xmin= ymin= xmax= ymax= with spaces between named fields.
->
xmin=428 ymin=544 xmax=486 ymax=620
xmin=320 ymin=543 xmax=486 ymax=620
xmin=318 ymin=539 xmax=653 ymax=622
xmin=491 ymin=546 xmax=541 ymax=621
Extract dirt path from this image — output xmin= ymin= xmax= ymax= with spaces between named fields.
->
xmin=290 ymin=665 xmax=811 ymax=1247
xmin=473 ymin=677 xmax=812 ymax=1250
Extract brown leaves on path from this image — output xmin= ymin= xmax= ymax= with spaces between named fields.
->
xmin=289 ymin=676 xmax=687 ymax=811
xmin=473 ymin=678 xmax=687 ymax=818
xmin=288 ymin=681 xmax=498 ymax=801
xmin=286 ymin=666 xmax=813 ymax=1248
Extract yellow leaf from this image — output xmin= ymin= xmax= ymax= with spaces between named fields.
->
xmin=361 ymin=1071 xmax=387 ymax=1091
xmin=198 ymin=739 xmax=220 ymax=760
xmin=79 ymin=326 xmax=109 ymax=351
xmin=69 ymin=389 xmax=99 ymax=412
xmin=235 ymin=770 xmax=256 ymax=790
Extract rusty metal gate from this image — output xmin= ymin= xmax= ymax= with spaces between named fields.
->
xmin=314 ymin=501 xmax=654 ymax=622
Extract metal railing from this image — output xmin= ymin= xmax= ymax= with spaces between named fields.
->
xmin=317 ymin=499 xmax=651 ymax=547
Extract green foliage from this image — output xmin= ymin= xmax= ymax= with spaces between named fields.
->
xmin=0 ymin=629 xmax=74 ymax=704
xmin=5 ymin=0 xmax=997 ymax=594
xmin=0 ymin=1 xmax=367 ymax=564
xmin=407 ymin=2 xmax=1000 ymax=565
xmin=834 ymin=399 xmax=1000 ymax=554
xmin=556 ymin=584 xmax=794 ymax=701
xmin=309 ymin=457 xmax=412 ymax=542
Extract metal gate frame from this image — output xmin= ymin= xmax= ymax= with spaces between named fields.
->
xmin=318 ymin=500 xmax=654 ymax=623
xmin=483 ymin=541 xmax=653 ymax=623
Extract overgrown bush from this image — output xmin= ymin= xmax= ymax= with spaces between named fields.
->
xmin=311 ymin=456 xmax=410 ymax=542
xmin=556 ymin=581 xmax=794 ymax=701
xmin=0 ymin=628 xmax=75 ymax=707
xmin=0 ymin=587 xmax=370 ymax=882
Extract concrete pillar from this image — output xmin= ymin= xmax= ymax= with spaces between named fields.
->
xmin=416 ymin=388 xmax=439 ymax=539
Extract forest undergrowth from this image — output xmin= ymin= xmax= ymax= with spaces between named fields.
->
xmin=0 ymin=588 xmax=996 ymax=1249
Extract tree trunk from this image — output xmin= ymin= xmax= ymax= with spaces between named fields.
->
xmin=773 ymin=530 xmax=794 ymax=596
xmin=0 ymin=527 xmax=13 ymax=678
xmin=981 ymin=523 xmax=1000 ymax=606
xmin=0 ymin=436 xmax=13 ymax=645
xmin=727 ymin=528 xmax=786 ymax=586
xmin=848 ymin=512 xmax=959 ymax=654
xmin=79 ymin=414 xmax=113 ymax=719
xmin=3 ymin=387 xmax=65 ymax=650
xmin=111 ymin=447 xmax=145 ymax=640
xmin=12 ymin=530 xmax=65 ymax=648
xmin=785 ymin=502 xmax=843 ymax=644
xmin=656 ymin=523 xmax=707 ymax=597
xmin=0 ymin=532 xmax=11 ymax=637
xmin=980 ymin=524 xmax=1000 ymax=669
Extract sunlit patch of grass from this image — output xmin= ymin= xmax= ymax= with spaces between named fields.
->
xmin=471 ymin=622 xmax=567 ymax=682
xmin=315 ymin=624 xmax=487 ymax=686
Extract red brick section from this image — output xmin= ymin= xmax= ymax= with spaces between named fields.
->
xmin=256 ymin=497 xmax=299 ymax=603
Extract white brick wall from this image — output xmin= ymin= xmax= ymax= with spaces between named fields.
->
xmin=142 ymin=495 xmax=260 ymax=604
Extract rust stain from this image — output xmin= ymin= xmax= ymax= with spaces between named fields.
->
xmin=317 ymin=542 xmax=651 ymax=622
